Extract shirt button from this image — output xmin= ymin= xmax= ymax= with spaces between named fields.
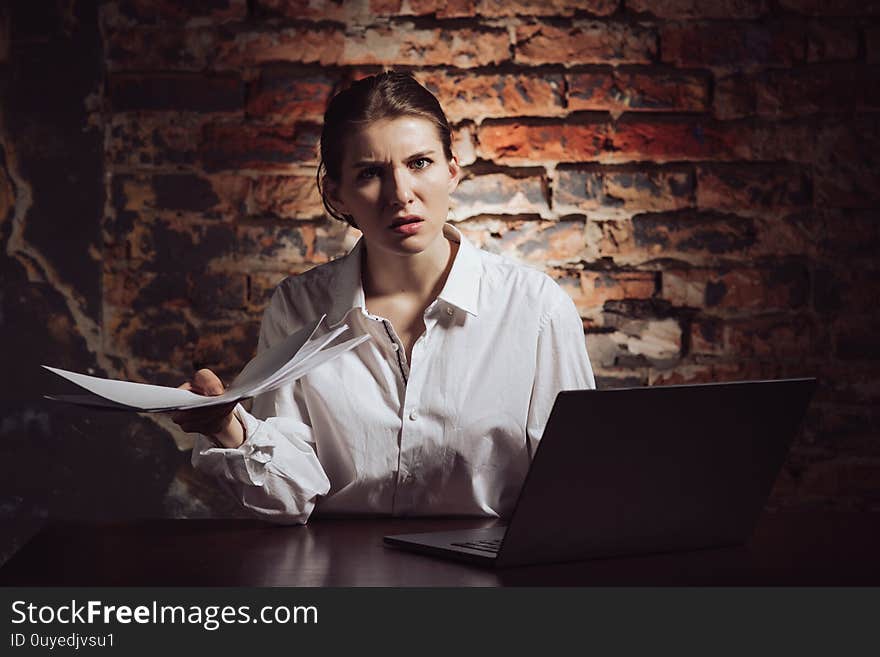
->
xmin=446 ymin=307 xmax=454 ymax=316
xmin=409 ymin=409 xmax=418 ymax=421
xmin=391 ymin=343 xmax=399 ymax=352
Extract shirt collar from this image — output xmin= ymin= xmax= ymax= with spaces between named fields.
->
xmin=327 ymin=223 xmax=481 ymax=327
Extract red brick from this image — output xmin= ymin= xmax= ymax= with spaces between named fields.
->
xmin=713 ymin=75 xmax=756 ymax=120
xmin=807 ymin=22 xmax=859 ymax=61
xmin=816 ymin=363 xmax=880 ymax=406
xmin=691 ymin=314 xmax=821 ymax=359
xmin=555 ymin=166 xmax=694 ymax=215
xmin=480 ymin=118 xmax=816 ymax=165
xmin=515 ymin=20 xmax=657 ymax=66
xmin=662 ymin=266 xmax=809 ymax=310
xmin=696 ymin=165 xmax=812 ymax=214
xmin=248 ymin=174 xmax=325 ymax=220
xmin=112 ymin=173 xmax=249 ymax=221
xmin=610 ymin=119 xmax=772 ymax=163
xmin=753 ymin=211 xmax=823 ymax=258
xmin=584 ymin=210 xmax=819 ymax=265
xmin=481 ymin=118 xmax=808 ymax=165
xmin=553 ymin=270 xmax=657 ymax=311
xmin=477 ymin=119 xmax=610 ymax=165
xmin=591 ymin=317 xmax=683 ymax=364
xmin=779 ymin=0 xmax=880 ymax=16
xmin=661 ymin=22 xmax=805 ymax=71
xmin=648 ymin=360 xmax=788 ymax=386
xmin=105 ymin=27 xmax=216 ymax=71
xmin=416 ymin=71 xmax=565 ymax=123
xmin=814 ymin=267 xmax=880 ymax=315
xmin=257 ymin=0 xmax=359 ymax=21
xmin=108 ymin=113 xmax=205 ymax=168
xmin=627 ymin=0 xmax=767 ymax=18
xmin=456 ymin=217 xmax=587 ymax=265
xmin=632 ymin=211 xmax=757 ymax=256
xmin=820 ymin=209 xmax=880 ymax=262
xmin=109 ymin=73 xmax=243 ymax=113
xmin=608 ymin=119 xmax=736 ymax=162
xmin=754 ymin=66 xmax=863 ymax=117
xmin=193 ymin=319 xmax=262 ymax=380
xmin=591 ymin=368 xmax=650 ymax=389
xmin=246 ymin=68 xmax=338 ymax=124
xmin=222 ymin=26 xmax=345 ymax=68
xmin=236 ymin=220 xmax=350 ymax=269
xmin=119 ymin=216 xmax=238 ymax=271
xmin=342 ymin=24 xmax=510 ymax=68
xmin=368 ymin=0 xmax=618 ymax=17
xmin=107 ymin=25 xmax=347 ymax=71
xmin=566 ymin=70 xmax=709 ymax=115
xmin=835 ymin=318 xmax=880 ymax=361
xmin=476 ymin=0 xmax=617 ymax=16
xmin=247 ymin=271 xmax=291 ymax=312
xmin=188 ymin=271 xmax=249 ymax=312
xmin=451 ymin=173 xmax=549 ymax=220
xmin=612 ymin=118 xmax=816 ymax=163
xmin=814 ymin=118 xmax=880 ymax=209
xmin=104 ymin=306 xmax=194 ymax=364
xmin=797 ymin=459 xmax=880 ymax=505
xmin=200 ymin=122 xmax=321 ymax=172
xmin=101 ymin=0 xmax=247 ymax=28
xmin=408 ymin=0 xmax=477 ymax=17
xmin=452 ymin=123 xmax=477 ymax=166
xmin=104 ymin=269 xmax=188 ymax=310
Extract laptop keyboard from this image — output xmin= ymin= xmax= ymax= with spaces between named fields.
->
xmin=451 ymin=538 xmax=502 ymax=554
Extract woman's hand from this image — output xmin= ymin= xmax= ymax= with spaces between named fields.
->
xmin=170 ymin=369 xmax=244 ymax=449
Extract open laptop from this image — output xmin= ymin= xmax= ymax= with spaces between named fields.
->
xmin=383 ymin=378 xmax=816 ymax=568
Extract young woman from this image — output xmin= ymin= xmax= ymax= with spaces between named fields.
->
xmin=172 ymin=71 xmax=595 ymax=523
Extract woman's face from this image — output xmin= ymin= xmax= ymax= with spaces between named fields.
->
xmin=329 ymin=116 xmax=460 ymax=257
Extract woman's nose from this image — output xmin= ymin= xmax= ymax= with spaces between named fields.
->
xmin=384 ymin=168 xmax=414 ymax=207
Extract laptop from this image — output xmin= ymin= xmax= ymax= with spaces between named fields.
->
xmin=383 ymin=378 xmax=817 ymax=568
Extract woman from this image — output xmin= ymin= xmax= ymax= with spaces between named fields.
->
xmin=172 ymin=71 xmax=595 ymax=523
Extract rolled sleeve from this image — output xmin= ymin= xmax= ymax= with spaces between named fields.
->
xmin=190 ymin=286 xmax=332 ymax=524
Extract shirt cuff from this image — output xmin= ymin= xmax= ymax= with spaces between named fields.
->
xmin=195 ymin=404 xmax=274 ymax=487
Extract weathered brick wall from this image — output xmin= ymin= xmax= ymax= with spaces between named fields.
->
xmin=2 ymin=0 xmax=879 ymax=546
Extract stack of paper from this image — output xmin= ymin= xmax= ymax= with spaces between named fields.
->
xmin=43 ymin=315 xmax=370 ymax=412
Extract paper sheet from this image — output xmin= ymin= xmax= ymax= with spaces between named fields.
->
xmin=43 ymin=315 xmax=370 ymax=412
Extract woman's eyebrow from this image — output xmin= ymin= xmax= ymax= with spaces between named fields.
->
xmin=351 ymin=150 xmax=437 ymax=168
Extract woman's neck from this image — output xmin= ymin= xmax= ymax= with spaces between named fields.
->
xmin=362 ymin=232 xmax=458 ymax=303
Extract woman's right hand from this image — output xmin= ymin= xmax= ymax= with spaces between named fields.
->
xmin=170 ymin=368 xmax=244 ymax=449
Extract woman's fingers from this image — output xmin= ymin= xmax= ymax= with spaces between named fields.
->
xmin=169 ymin=369 xmax=236 ymax=435
xmin=192 ymin=368 xmax=225 ymax=396
xmin=170 ymin=399 xmax=238 ymax=435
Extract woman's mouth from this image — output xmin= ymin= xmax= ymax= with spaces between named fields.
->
xmin=389 ymin=217 xmax=424 ymax=235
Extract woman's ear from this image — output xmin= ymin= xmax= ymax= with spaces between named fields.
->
xmin=447 ymin=154 xmax=461 ymax=194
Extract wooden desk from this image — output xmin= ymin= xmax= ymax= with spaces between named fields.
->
xmin=1 ymin=512 xmax=878 ymax=586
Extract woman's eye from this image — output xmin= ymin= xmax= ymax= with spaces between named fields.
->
xmin=411 ymin=157 xmax=432 ymax=170
xmin=357 ymin=167 xmax=380 ymax=180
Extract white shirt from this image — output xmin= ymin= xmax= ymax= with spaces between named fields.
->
xmin=192 ymin=224 xmax=595 ymax=524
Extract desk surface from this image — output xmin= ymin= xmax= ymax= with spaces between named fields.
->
xmin=1 ymin=512 xmax=878 ymax=586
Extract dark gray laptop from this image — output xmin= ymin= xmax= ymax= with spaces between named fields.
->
xmin=383 ymin=378 xmax=816 ymax=568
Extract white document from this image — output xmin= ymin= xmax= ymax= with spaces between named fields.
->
xmin=43 ymin=315 xmax=370 ymax=412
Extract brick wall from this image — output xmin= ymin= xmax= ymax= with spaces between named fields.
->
xmin=2 ymin=0 xmax=879 ymax=535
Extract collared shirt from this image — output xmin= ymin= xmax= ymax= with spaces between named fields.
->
xmin=192 ymin=224 xmax=596 ymax=523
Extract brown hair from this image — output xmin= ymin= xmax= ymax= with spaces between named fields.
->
xmin=317 ymin=71 xmax=454 ymax=229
